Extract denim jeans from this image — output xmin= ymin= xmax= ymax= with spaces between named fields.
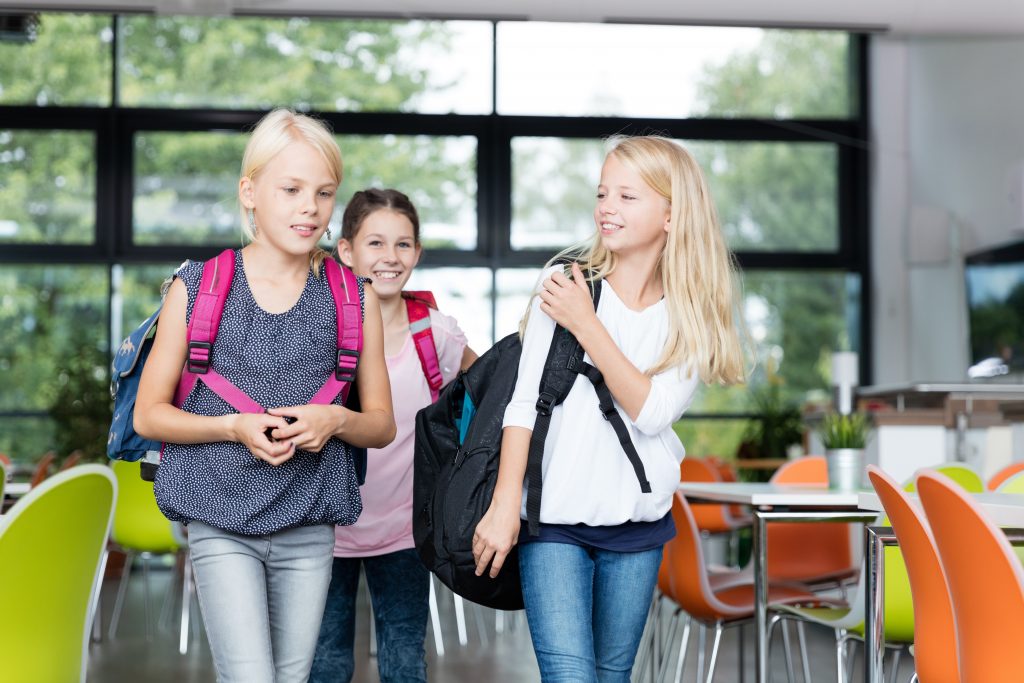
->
xmin=519 ymin=541 xmax=662 ymax=683
xmin=309 ymin=548 xmax=429 ymax=683
xmin=187 ymin=521 xmax=335 ymax=683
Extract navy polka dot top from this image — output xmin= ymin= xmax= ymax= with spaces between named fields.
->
xmin=154 ymin=250 xmax=364 ymax=536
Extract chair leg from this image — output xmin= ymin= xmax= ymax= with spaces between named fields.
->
xmin=795 ymin=621 xmax=811 ymax=683
xmin=705 ymin=623 xmax=724 ymax=683
xmin=472 ymin=602 xmax=489 ymax=646
xmin=452 ymin=592 xmax=468 ymax=646
xmin=495 ymin=608 xmax=504 ymax=635
xmin=90 ymin=549 xmax=109 ymax=643
xmin=634 ymin=594 xmax=659 ymax=681
xmin=889 ymin=648 xmax=904 ymax=683
xmin=655 ymin=609 xmax=681 ymax=683
xmin=696 ymin=623 xmax=707 ymax=682
xmin=845 ymin=640 xmax=856 ymax=683
xmin=781 ymin=620 xmax=796 ymax=683
xmin=834 ymin=630 xmax=846 ymax=683
xmin=672 ymin=613 xmax=692 ymax=683
xmin=108 ymin=550 xmax=135 ymax=639
xmin=179 ymin=552 xmax=194 ymax=655
xmin=427 ymin=576 xmax=444 ymax=656
xmin=141 ymin=552 xmax=153 ymax=640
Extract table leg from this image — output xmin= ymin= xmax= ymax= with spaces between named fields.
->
xmin=754 ymin=510 xmax=769 ymax=683
xmin=864 ymin=526 xmax=891 ymax=683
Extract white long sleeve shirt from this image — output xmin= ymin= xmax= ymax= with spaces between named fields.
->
xmin=502 ymin=267 xmax=700 ymax=526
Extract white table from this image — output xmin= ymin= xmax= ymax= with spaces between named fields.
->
xmin=678 ymin=482 xmax=877 ymax=683
xmin=3 ymin=482 xmax=29 ymax=497
xmin=856 ymin=489 xmax=1024 ymax=682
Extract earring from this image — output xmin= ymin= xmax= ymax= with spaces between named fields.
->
xmin=248 ymin=208 xmax=257 ymax=237
xmin=325 ymin=225 xmax=333 ymax=240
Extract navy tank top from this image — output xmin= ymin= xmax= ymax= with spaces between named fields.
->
xmin=154 ymin=250 xmax=364 ymax=536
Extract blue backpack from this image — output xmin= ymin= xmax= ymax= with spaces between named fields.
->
xmin=108 ymin=249 xmax=364 ymax=479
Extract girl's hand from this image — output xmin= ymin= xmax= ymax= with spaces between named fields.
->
xmin=539 ymin=262 xmax=597 ymax=336
xmin=230 ymin=413 xmax=296 ymax=466
xmin=472 ymin=500 xmax=521 ymax=579
xmin=266 ymin=404 xmax=345 ymax=453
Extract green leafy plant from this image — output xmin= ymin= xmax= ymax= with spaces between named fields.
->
xmin=820 ymin=412 xmax=871 ymax=450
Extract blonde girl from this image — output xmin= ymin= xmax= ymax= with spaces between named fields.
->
xmin=472 ymin=135 xmax=744 ymax=682
xmin=135 ymin=109 xmax=395 ymax=682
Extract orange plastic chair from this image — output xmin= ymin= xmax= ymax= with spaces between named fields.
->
xmin=767 ymin=456 xmax=857 ymax=585
xmin=987 ymin=461 xmax=1024 ymax=491
xmin=866 ymin=465 xmax=959 ymax=683
xmin=59 ymin=450 xmax=83 ymax=472
xmin=705 ymin=455 xmax=752 ymax=524
xmin=917 ymin=470 xmax=1024 ymax=683
xmin=29 ymin=451 xmax=56 ymax=489
xmin=656 ymin=492 xmax=826 ymax=682
xmin=0 ymin=453 xmax=11 ymax=466
xmin=679 ymin=458 xmax=749 ymax=534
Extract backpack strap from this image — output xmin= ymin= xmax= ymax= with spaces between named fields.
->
xmin=173 ymin=250 xmax=264 ymax=414
xmin=523 ymin=275 xmax=651 ymax=536
xmin=308 ymin=259 xmax=362 ymax=405
xmin=403 ymin=291 xmax=443 ymax=402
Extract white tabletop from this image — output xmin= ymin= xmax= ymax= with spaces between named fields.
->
xmin=3 ymin=482 xmax=29 ymax=497
xmin=858 ymin=490 xmax=1024 ymax=527
xmin=678 ymin=482 xmax=863 ymax=508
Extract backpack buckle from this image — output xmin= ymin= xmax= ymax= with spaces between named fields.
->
xmin=187 ymin=341 xmax=211 ymax=374
xmin=336 ymin=348 xmax=360 ymax=382
xmin=535 ymin=392 xmax=555 ymax=417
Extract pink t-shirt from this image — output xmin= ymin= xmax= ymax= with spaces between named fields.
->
xmin=333 ymin=307 xmax=467 ymax=557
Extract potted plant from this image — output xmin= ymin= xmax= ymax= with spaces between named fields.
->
xmin=820 ymin=412 xmax=871 ymax=490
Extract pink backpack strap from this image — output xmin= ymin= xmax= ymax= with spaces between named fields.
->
xmin=403 ymin=291 xmax=443 ymax=402
xmin=173 ymin=250 xmax=263 ymax=414
xmin=308 ymin=259 xmax=362 ymax=405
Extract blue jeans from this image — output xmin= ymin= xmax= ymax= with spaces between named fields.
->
xmin=188 ymin=521 xmax=335 ymax=683
xmin=519 ymin=541 xmax=662 ymax=683
xmin=309 ymin=549 xmax=429 ymax=683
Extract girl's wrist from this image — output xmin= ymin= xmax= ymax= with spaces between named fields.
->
xmin=223 ymin=413 xmax=240 ymax=442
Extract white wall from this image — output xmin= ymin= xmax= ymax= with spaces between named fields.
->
xmin=871 ymin=35 xmax=1024 ymax=383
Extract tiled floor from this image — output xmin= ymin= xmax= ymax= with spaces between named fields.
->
xmin=86 ymin=561 xmax=916 ymax=682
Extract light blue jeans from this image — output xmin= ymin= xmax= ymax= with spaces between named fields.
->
xmin=188 ymin=521 xmax=335 ymax=683
xmin=519 ymin=541 xmax=662 ymax=683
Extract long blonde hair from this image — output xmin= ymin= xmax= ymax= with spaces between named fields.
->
xmin=239 ymin=108 xmax=342 ymax=274
xmin=526 ymin=135 xmax=746 ymax=385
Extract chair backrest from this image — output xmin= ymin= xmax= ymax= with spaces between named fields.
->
xmin=29 ymin=450 xmax=56 ymax=488
xmin=0 ymin=452 xmax=11 ymax=466
xmin=663 ymin=492 xmax=749 ymax=622
xmin=0 ymin=465 xmax=116 ymax=683
xmin=679 ymin=458 xmax=735 ymax=534
xmin=110 ymin=459 xmax=179 ymax=554
xmin=867 ymin=465 xmax=959 ymax=681
xmin=60 ymin=449 xmax=84 ymax=472
xmin=991 ymin=462 xmax=1024 ymax=492
xmin=905 ymin=462 xmax=984 ymax=493
xmin=917 ymin=469 xmax=1024 ymax=683
xmin=997 ymin=470 xmax=1024 ymax=494
xmin=767 ymin=456 xmax=854 ymax=581
xmin=705 ymin=455 xmax=747 ymax=519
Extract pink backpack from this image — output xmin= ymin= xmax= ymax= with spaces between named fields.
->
xmin=402 ymin=290 xmax=443 ymax=401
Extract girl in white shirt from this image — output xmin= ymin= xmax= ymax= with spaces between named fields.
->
xmin=472 ymin=136 xmax=746 ymax=682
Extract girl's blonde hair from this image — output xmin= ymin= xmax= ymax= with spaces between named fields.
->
xmin=530 ymin=135 xmax=746 ymax=385
xmin=239 ymin=108 xmax=342 ymax=274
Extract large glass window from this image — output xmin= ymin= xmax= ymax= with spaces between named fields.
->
xmin=512 ymin=137 xmax=839 ymax=252
xmin=119 ymin=17 xmax=492 ymax=114
xmin=0 ymin=130 xmax=96 ymax=244
xmin=498 ymin=23 xmax=851 ymax=119
xmin=0 ymin=13 xmax=112 ymax=106
xmin=0 ymin=14 xmax=868 ymax=468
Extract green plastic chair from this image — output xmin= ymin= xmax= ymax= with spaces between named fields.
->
xmin=997 ymin=470 xmax=1024 ymax=494
xmin=0 ymin=464 xmax=116 ymax=683
xmin=107 ymin=459 xmax=186 ymax=645
xmin=904 ymin=462 xmax=984 ymax=493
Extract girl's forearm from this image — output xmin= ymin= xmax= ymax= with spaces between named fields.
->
xmin=135 ymin=404 xmax=238 ymax=444
xmin=491 ymin=426 xmax=531 ymax=509
xmin=573 ymin=317 xmax=652 ymax=422
xmin=335 ymin=406 xmax=396 ymax=449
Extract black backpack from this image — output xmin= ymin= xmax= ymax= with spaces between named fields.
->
xmin=412 ymin=276 xmax=651 ymax=610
